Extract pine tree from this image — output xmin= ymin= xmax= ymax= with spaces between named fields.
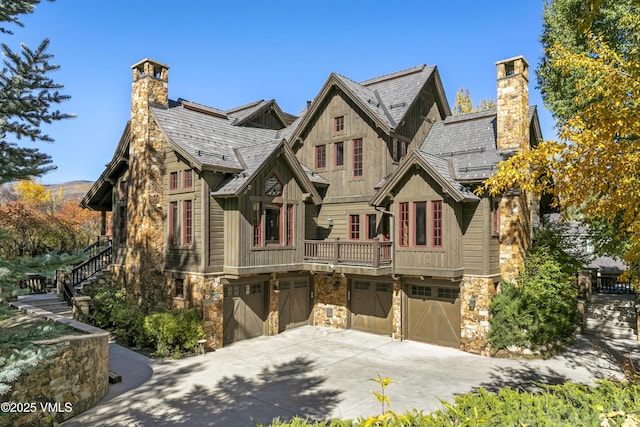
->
xmin=0 ymin=0 xmax=72 ymax=184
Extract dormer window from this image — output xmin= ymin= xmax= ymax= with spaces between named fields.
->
xmin=264 ymin=174 xmax=283 ymax=196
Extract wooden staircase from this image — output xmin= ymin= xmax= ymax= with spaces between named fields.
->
xmin=15 ymin=294 xmax=73 ymax=318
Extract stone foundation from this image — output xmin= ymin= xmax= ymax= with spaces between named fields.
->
xmin=3 ymin=306 xmax=109 ymax=427
xmin=312 ymin=273 xmax=348 ymax=329
xmin=460 ymin=275 xmax=498 ymax=355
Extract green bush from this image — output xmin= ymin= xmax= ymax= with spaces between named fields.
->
xmin=265 ymin=381 xmax=640 ymax=427
xmin=143 ymin=309 xmax=205 ymax=357
xmin=489 ymin=245 xmax=579 ymax=351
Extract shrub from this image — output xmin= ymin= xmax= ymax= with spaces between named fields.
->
xmin=489 ymin=245 xmax=579 ymax=351
xmin=143 ymin=309 xmax=205 ymax=357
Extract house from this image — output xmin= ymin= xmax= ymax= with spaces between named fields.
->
xmin=81 ymin=55 xmax=542 ymax=355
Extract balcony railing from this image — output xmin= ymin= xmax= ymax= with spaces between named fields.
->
xmin=304 ymin=239 xmax=392 ymax=268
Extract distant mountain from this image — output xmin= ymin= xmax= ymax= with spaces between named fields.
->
xmin=45 ymin=181 xmax=94 ymax=202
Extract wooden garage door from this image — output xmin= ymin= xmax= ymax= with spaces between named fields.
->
xmin=407 ymin=284 xmax=461 ymax=348
xmin=278 ymin=279 xmax=310 ymax=332
xmin=350 ymin=280 xmax=393 ymax=336
xmin=223 ymin=282 xmax=266 ymax=345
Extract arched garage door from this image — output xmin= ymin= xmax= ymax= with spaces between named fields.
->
xmin=406 ymin=282 xmax=461 ymax=348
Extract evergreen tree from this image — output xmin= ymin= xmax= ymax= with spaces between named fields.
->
xmin=0 ymin=0 xmax=72 ymax=184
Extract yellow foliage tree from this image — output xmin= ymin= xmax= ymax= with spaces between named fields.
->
xmin=483 ymin=15 xmax=640 ymax=265
xmin=13 ymin=179 xmax=52 ymax=206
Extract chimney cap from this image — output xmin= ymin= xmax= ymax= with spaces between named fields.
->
xmin=131 ymin=58 xmax=170 ymax=70
xmin=495 ymin=55 xmax=529 ymax=67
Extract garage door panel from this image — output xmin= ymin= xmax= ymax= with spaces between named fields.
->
xmin=350 ymin=280 xmax=392 ymax=336
xmin=278 ymin=279 xmax=310 ymax=332
xmin=407 ymin=284 xmax=461 ymax=348
xmin=223 ymin=283 xmax=266 ymax=345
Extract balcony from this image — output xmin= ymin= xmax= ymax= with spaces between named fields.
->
xmin=304 ymin=239 xmax=392 ymax=274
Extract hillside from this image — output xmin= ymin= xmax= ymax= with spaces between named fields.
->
xmin=45 ymin=181 xmax=94 ymax=202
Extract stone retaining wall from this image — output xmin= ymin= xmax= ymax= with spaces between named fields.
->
xmin=3 ymin=304 xmax=109 ymax=427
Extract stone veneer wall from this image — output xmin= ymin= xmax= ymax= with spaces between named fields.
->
xmin=3 ymin=306 xmax=109 ymax=427
xmin=499 ymin=191 xmax=532 ymax=283
xmin=312 ymin=273 xmax=348 ymax=329
xmin=125 ymin=59 xmax=171 ymax=312
xmin=168 ymin=273 xmax=224 ymax=350
xmin=460 ymin=275 xmax=497 ymax=355
xmin=391 ymin=279 xmax=403 ymax=340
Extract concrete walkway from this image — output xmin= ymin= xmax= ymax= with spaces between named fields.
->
xmin=62 ymin=326 xmax=636 ymax=427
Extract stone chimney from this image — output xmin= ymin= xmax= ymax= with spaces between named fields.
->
xmin=125 ymin=58 xmax=170 ymax=310
xmin=496 ymin=56 xmax=529 ymax=152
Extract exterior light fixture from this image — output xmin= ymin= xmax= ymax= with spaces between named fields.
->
xmin=328 ymin=217 xmax=334 ymax=227
xmin=468 ymin=294 xmax=477 ymax=310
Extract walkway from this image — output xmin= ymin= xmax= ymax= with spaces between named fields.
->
xmin=62 ymin=326 xmax=636 ymax=427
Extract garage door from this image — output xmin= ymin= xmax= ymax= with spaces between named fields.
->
xmin=223 ymin=282 xmax=266 ymax=345
xmin=278 ymin=279 xmax=311 ymax=332
xmin=406 ymin=284 xmax=461 ymax=348
xmin=350 ymin=280 xmax=393 ymax=336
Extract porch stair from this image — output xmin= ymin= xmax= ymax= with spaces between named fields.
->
xmin=584 ymin=294 xmax=638 ymax=340
xmin=15 ymin=294 xmax=72 ymax=318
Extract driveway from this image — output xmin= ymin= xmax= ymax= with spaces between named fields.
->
xmin=63 ymin=326 xmax=631 ymax=427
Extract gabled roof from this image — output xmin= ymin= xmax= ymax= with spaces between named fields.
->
xmin=370 ymin=148 xmax=480 ymax=206
xmin=420 ymin=106 xmax=543 ymax=182
xmin=80 ymin=123 xmax=131 ymax=210
xmin=288 ymin=64 xmax=449 ymax=145
xmin=211 ymin=139 xmax=322 ymax=204
xmin=226 ymin=99 xmax=291 ymax=129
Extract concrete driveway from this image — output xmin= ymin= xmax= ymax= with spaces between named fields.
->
xmin=63 ymin=326 xmax=631 ymax=427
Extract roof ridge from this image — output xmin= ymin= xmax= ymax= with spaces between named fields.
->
xmin=360 ymin=64 xmax=427 ymax=87
xmin=226 ymin=99 xmax=266 ymax=114
xmin=445 ymin=108 xmax=496 ymax=124
xmin=178 ymin=98 xmax=228 ymax=119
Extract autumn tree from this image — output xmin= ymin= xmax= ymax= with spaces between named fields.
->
xmin=452 ymin=88 xmax=496 ymax=116
xmin=483 ymin=5 xmax=640 ymax=266
xmin=0 ymin=0 xmax=72 ymax=185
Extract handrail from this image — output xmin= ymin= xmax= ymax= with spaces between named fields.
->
xmin=304 ymin=239 xmax=392 ymax=268
xmin=71 ymin=244 xmax=112 ymax=288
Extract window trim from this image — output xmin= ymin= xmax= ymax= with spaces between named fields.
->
xmin=169 ymin=201 xmax=178 ymax=246
xmin=334 ymin=141 xmax=344 ymax=167
xmin=169 ymin=172 xmax=178 ymax=191
xmin=315 ymin=144 xmax=327 ymax=170
xmin=352 ymin=138 xmax=363 ymax=178
xmin=399 ymin=202 xmax=409 ymax=247
xmin=432 ymin=200 xmax=442 ymax=248
xmin=349 ymin=214 xmax=360 ymax=240
xmin=286 ymin=204 xmax=294 ymax=246
xmin=414 ymin=201 xmax=427 ymax=247
xmin=334 ymin=116 xmax=345 ymax=134
xmin=253 ymin=202 xmax=262 ymax=246
xmin=183 ymin=200 xmax=193 ymax=246
xmin=183 ymin=169 xmax=193 ymax=189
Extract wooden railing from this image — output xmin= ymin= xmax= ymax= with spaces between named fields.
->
xmin=71 ymin=244 xmax=112 ymax=288
xmin=304 ymin=239 xmax=392 ymax=268
xmin=19 ymin=274 xmax=54 ymax=294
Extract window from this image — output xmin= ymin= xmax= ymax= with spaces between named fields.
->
xmin=264 ymin=174 xmax=282 ymax=196
xmin=376 ymin=283 xmax=392 ymax=292
xmin=432 ymin=200 xmax=442 ymax=247
xmin=169 ymin=172 xmax=178 ymax=190
xmin=366 ymin=214 xmax=377 ymax=240
xmin=253 ymin=202 xmax=262 ymax=246
xmin=175 ymin=278 xmax=184 ymax=298
xmin=353 ymin=139 xmax=363 ymax=177
xmin=265 ymin=205 xmax=281 ymax=244
xmin=248 ymin=283 xmax=262 ymax=294
xmin=411 ymin=285 xmax=431 ymax=297
xmin=184 ymin=169 xmax=193 ymax=189
xmin=354 ymin=280 xmax=370 ymax=290
xmin=287 ymin=204 xmax=294 ymax=246
xmin=415 ymin=202 xmax=427 ymax=246
xmin=438 ymin=287 xmax=459 ymax=300
xmin=393 ymin=139 xmax=410 ymax=162
xmin=349 ymin=214 xmax=360 ymax=240
xmin=169 ymin=201 xmax=178 ymax=246
xmin=335 ymin=142 xmax=344 ymax=167
xmin=334 ymin=116 xmax=344 ymax=133
xmin=399 ymin=202 xmax=409 ymax=247
xmin=183 ymin=200 xmax=193 ymax=246
xmin=118 ymin=180 xmax=128 ymax=199
xmin=315 ymin=145 xmax=326 ymax=170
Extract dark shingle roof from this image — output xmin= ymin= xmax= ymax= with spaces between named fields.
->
xmin=420 ymin=109 xmax=501 ymax=181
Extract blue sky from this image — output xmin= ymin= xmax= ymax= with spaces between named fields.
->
xmin=10 ymin=0 xmax=554 ymax=184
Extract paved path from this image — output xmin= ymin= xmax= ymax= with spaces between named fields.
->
xmin=63 ymin=326 xmax=636 ymax=427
